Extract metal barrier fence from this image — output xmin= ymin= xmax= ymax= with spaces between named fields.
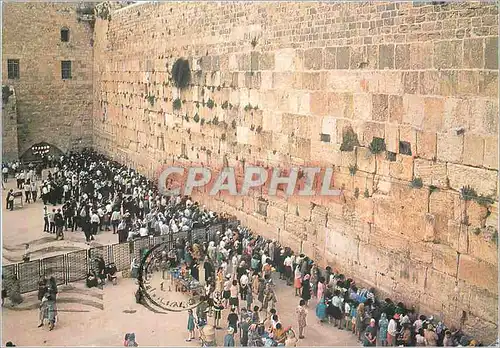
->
xmin=1 ymin=223 xmax=225 ymax=295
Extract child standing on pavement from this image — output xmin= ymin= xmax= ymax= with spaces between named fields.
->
xmin=186 ymin=309 xmax=195 ymax=342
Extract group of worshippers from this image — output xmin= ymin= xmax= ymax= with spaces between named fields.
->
xmin=144 ymin=225 xmax=310 ymax=347
xmin=308 ymin=271 xmax=480 ymax=346
xmin=32 ymin=149 xmax=224 ymax=247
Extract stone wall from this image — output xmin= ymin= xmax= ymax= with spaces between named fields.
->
xmin=2 ymin=86 xmax=19 ymax=162
xmin=2 ymin=2 xmax=94 ymax=158
xmin=92 ymin=2 xmax=498 ymax=341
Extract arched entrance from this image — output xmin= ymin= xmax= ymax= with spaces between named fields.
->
xmin=19 ymin=142 xmax=64 ymax=164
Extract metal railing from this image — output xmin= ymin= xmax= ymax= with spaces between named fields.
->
xmin=1 ymin=224 xmax=224 ymax=294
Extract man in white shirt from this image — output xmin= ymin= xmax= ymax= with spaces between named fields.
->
xmin=139 ymin=224 xmax=148 ymax=237
xmin=90 ymin=211 xmax=100 ymax=235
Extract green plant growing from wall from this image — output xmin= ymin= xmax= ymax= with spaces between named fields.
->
xmin=193 ymin=113 xmax=200 ymax=123
xmin=475 ymin=194 xmax=495 ymax=207
xmin=354 ymin=188 xmax=360 ymax=198
xmin=231 ymin=120 xmax=237 ymax=129
xmin=429 ymin=185 xmax=439 ymax=194
xmin=349 ymin=165 xmax=357 ymax=176
xmin=340 ymin=127 xmax=360 ymax=152
xmin=200 ymin=118 xmax=205 ymax=126
xmin=253 ymin=105 xmax=259 ymax=111
xmin=221 ymin=101 xmax=229 ymax=110
xmin=171 ymin=58 xmax=191 ymax=89
xmin=147 ymin=95 xmax=155 ymax=106
xmin=473 ymin=227 xmax=481 ymax=235
xmin=206 ymin=98 xmax=215 ymax=109
xmin=460 ymin=185 xmax=477 ymax=201
xmin=212 ymin=116 xmax=219 ymax=125
xmin=250 ymin=124 xmax=255 ymax=131
xmin=256 ymin=125 xmax=262 ymax=133
xmin=369 ymin=137 xmax=386 ymax=154
xmin=410 ymin=177 xmax=423 ymax=189
xmin=364 ymin=188 xmax=370 ymax=198
xmin=184 ymin=114 xmax=189 ymax=122
xmin=228 ymin=103 xmax=233 ymax=109
xmin=244 ymin=103 xmax=253 ymax=111
xmin=173 ymin=98 xmax=182 ymax=110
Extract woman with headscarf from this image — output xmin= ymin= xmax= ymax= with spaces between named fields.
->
xmin=300 ymin=274 xmax=311 ymax=305
xmin=378 ymin=312 xmax=389 ymax=346
xmin=315 ymin=295 xmax=327 ymax=323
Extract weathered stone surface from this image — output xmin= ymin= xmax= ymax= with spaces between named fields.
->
xmin=379 ymin=44 xmax=394 ymax=69
xmin=423 ymin=97 xmax=444 ymax=132
xmin=436 ymin=133 xmax=463 ymax=163
xmin=458 ymin=254 xmax=498 ymax=294
xmin=416 ymin=130 xmax=437 ymax=160
xmin=483 ymin=136 xmax=498 ymax=170
xmin=388 ymin=95 xmax=403 ymax=124
xmin=462 ymin=133 xmax=485 ymax=167
xmin=304 ymin=48 xmax=323 ymax=70
xmin=372 ymin=94 xmax=388 ymax=122
xmin=414 ymin=158 xmax=447 ymax=188
xmin=484 ymin=36 xmax=498 ymax=70
xmin=447 ymin=163 xmax=497 ymax=196
xmin=463 ymin=38 xmax=484 ymax=69
xmin=431 ymin=244 xmax=458 ymax=277
xmin=434 ymin=40 xmax=463 ymax=69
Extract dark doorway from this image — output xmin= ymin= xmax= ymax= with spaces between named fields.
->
xmin=19 ymin=142 xmax=64 ymax=164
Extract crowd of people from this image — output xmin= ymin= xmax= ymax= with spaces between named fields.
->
xmin=1 ymin=150 xmax=492 ymax=346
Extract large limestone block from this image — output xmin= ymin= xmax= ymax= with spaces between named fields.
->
xmin=447 ymin=163 xmax=498 ymax=196
xmin=410 ymin=241 xmax=433 ymax=264
xmin=356 ymin=147 xmax=376 ymax=173
xmin=353 ymin=93 xmax=373 ymax=121
xmin=310 ymin=92 xmax=328 ymax=116
xmin=458 ymin=254 xmax=498 ymax=294
xmin=422 ymin=269 xmax=460 ymax=307
xmin=414 ymin=158 xmax=448 ymax=188
xmin=289 ymin=137 xmax=311 ymax=160
xmin=467 ymin=286 xmax=499 ymax=329
xmin=443 ymin=98 xmax=471 ymax=131
xmin=304 ymin=48 xmax=323 ymax=70
xmin=385 ymin=123 xmax=399 ymax=153
xmin=402 ymin=95 xmax=424 ymax=128
xmin=236 ymin=126 xmax=250 ymax=145
xmin=416 ymin=130 xmax=437 ymax=160
xmin=434 ymin=40 xmax=463 ymax=69
xmin=462 ymin=133 xmax=485 ymax=167
xmin=399 ymin=125 xmax=417 ymax=156
xmin=324 ymin=226 xmax=360 ymax=263
xmin=468 ymin=230 xmax=498 ymax=266
xmin=273 ymin=72 xmax=295 ymax=90
xmin=469 ymin=98 xmax=498 ymax=135
xmin=423 ymin=97 xmax=445 ymax=133
xmin=361 ymin=122 xmax=385 ymax=147
xmin=483 ymin=136 xmax=498 ymax=170
xmin=389 ymin=154 xmax=413 ymax=181
xmin=310 ymin=141 xmax=342 ymax=166
xmin=274 ymin=48 xmax=296 ymax=72
xmin=281 ymin=113 xmax=311 ymax=138
xmin=431 ymin=244 xmax=459 ymax=277
xmin=328 ymin=92 xmax=354 ymax=119
xmin=437 ymin=133 xmax=463 ymax=163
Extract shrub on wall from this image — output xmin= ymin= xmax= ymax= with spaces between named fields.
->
xmin=171 ymin=58 xmax=191 ymax=89
xmin=2 ymin=85 xmax=12 ymax=105
xmin=173 ymin=98 xmax=182 ymax=110
xmin=340 ymin=127 xmax=360 ymax=152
